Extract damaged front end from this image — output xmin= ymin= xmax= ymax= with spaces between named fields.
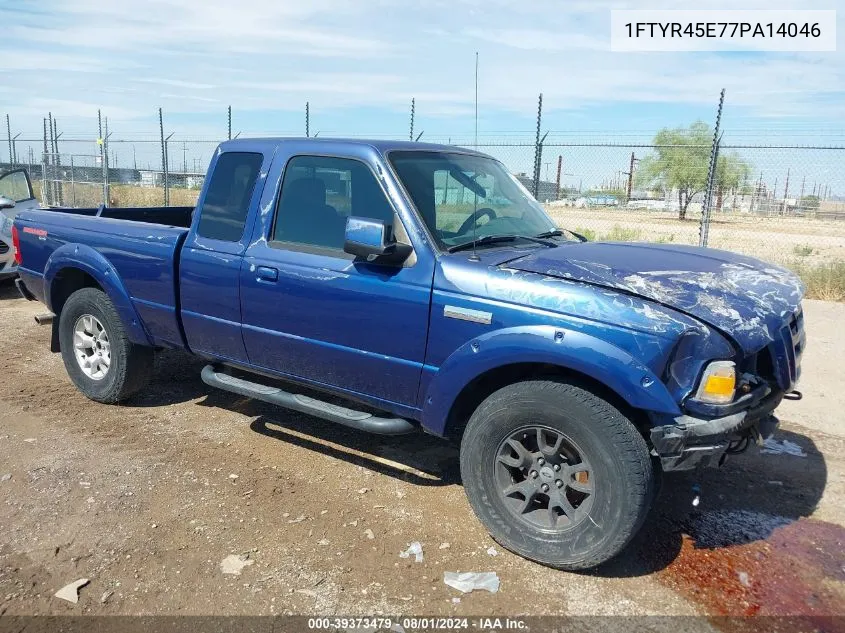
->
xmin=650 ymin=304 xmax=805 ymax=471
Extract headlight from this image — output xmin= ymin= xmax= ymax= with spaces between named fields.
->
xmin=694 ymin=360 xmax=736 ymax=404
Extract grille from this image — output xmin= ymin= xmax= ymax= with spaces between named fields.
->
xmin=773 ymin=305 xmax=805 ymax=389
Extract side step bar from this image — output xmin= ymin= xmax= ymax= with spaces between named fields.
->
xmin=201 ymin=365 xmax=416 ymax=436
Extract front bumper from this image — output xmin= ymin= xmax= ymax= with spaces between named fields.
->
xmin=650 ymin=390 xmax=783 ymax=471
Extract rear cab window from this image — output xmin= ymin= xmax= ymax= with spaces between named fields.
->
xmin=196 ymin=152 xmax=264 ymax=242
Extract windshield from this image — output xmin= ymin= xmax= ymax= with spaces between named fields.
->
xmin=389 ymin=151 xmax=560 ymax=250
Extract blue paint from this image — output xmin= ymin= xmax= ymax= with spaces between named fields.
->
xmin=13 ymin=138 xmax=805 ymax=438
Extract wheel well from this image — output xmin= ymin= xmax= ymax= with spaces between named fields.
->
xmin=50 ymin=268 xmax=103 ymax=317
xmin=443 ymin=362 xmax=650 ymax=442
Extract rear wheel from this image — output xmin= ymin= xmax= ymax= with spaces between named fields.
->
xmin=59 ymin=287 xmax=154 ymax=403
xmin=460 ymin=379 xmax=655 ymax=570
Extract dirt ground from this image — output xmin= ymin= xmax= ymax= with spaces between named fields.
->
xmin=0 ymin=280 xmax=843 ymax=624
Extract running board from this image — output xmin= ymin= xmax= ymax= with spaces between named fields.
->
xmin=200 ymin=365 xmax=416 ymax=436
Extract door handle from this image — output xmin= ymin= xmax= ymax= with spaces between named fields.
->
xmin=256 ymin=266 xmax=278 ymax=282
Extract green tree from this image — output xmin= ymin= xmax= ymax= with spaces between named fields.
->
xmin=635 ymin=121 xmax=751 ymax=220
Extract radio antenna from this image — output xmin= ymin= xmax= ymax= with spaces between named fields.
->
xmin=474 ymin=51 xmax=479 ymax=148
xmin=470 ymin=51 xmax=480 ymax=262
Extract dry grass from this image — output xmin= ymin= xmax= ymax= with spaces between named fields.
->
xmin=34 ymin=182 xmax=199 ymax=208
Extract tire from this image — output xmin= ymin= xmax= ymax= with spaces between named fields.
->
xmin=59 ymin=287 xmax=154 ymax=403
xmin=459 ymin=379 xmax=655 ymax=570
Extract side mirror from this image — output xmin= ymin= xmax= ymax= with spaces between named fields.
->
xmin=0 ymin=197 xmax=15 ymax=210
xmin=343 ymin=216 xmax=411 ymax=265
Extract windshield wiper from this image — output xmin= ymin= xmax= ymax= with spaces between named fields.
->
xmin=447 ymin=234 xmax=555 ymax=253
xmin=535 ymin=228 xmax=588 ymax=242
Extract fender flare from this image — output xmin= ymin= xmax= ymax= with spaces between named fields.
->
xmin=420 ymin=325 xmax=680 ymax=435
xmin=44 ymin=243 xmax=152 ymax=346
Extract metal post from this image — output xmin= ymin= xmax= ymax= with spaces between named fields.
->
xmin=99 ymin=110 xmax=107 ymax=205
xmin=409 ymin=98 xmax=415 ymax=141
xmin=5 ymin=114 xmax=11 ymax=167
xmin=53 ymin=117 xmax=63 ymax=206
xmin=159 ymin=108 xmax=167 ymax=205
xmin=532 ymin=93 xmax=543 ymax=199
xmin=103 ymin=117 xmax=110 ymax=206
xmin=48 ymin=112 xmax=57 ymax=203
xmin=626 ymin=152 xmax=636 ymax=202
xmin=42 ymin=118 xmax=49 ymax=206
xmin=164 ymin=133 xmax=173 ymax=207
xmin=698 ymin=89 xmax=725 ymax=247
xmin=227 ymin=105 xmax=232 ymax=141
xmin=305 ymin=102 xmax=310 ymax=138
xmin=70 ymin=155 xmax=76 ymax=207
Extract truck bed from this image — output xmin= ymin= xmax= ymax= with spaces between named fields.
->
xmin=43 ymin=205 xmax=195 ymax=227
xmin=14 ymin=205 xmax=195 ymax=349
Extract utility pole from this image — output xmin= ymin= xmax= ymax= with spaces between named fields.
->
xmin=227 ymin=105 xmax=232 ymax=141
xmin=99 ymin=109 xmax=107 ymax=205
xmin=305 ymin=102 xmax=310 ymax=138
xmin=626 ymin=152 xmax=638 ymax=202
xmin=555 ymin=155 xmax=562 ymax=200
xmin=783 ymin=167 xmax=790 ymax=214
xmin=409 ymin=97 xmax=415 ymax=142
xmin=798 ymin=176 xmax=805 ymax=213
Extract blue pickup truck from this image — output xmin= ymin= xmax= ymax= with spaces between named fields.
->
xmin=12 ymin=138 xmax=805 ymax=570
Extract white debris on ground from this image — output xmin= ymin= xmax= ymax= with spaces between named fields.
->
xmin=486 ymin=546 xmax=498 ymax=556
xmin=760 ymin=438 xmax=807 ymax=457
xmin=100 ymin=589 xmax=114 ymax=604
xmin=689 ymin=510 xmax=792 ymax=548
xmin=439 ymin=542 xmax=450 ymax=550
xmin=399 ymin=542 xmax=424 ymax=563
xmin=0 ymin=474 xmax=10 ymax=482
xmin=364 ymin=529 xmax=375 ymax=540
xmin=443 ymin=571 xmax=500 ymax=594
xmin=737 ymin=571 xmax=751 ymax=588
xmin=219 ymin=554 xmax=254 ymax=576
xmin=54 ymin=578 xmax=90 ymax=604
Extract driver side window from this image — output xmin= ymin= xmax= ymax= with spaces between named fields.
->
xmin=433 ymin=169 xmax=518 ymax=236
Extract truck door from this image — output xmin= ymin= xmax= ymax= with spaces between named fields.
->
xmin=239 ymin=150 xmax=433 ymax=408
xmin=180 ymin=147 xmax=271 ymax=362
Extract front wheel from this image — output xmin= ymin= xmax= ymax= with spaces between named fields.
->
xmin=59 ymin=287 xmax=154 ymax=403
xmin=460 ymin=379 xmax=655 ymax=570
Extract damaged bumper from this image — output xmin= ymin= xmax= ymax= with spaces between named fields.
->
xmin=650 ymin=391 xmax=783 ymax=471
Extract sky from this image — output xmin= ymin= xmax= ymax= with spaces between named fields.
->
xmin=1 ymin=0 xmax=843 ymax=188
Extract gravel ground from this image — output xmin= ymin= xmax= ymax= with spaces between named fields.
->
xmin=0 ymin=280 xmax=843 ymax=622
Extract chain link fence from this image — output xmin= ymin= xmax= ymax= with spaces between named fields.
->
xmin=478 ymin=142 xmax=845 ymax=270
xmin=2 ymin=127 xmax=844 ymax=298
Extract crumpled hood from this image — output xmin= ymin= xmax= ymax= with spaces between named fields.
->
xmin=505 ymin=242 xmax=804 ymax=355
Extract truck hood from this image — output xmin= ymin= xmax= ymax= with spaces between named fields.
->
xmin=505 ymin=242 xmax=804 ymax=355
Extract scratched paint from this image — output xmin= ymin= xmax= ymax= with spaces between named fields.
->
xmin=506 ymin=242 xmax=804 ymax=356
